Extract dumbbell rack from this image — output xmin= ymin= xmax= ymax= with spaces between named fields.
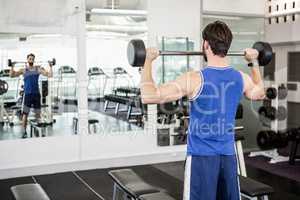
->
xmin=40 ymin=79 xmax=54 ymax=124
xmin=249 ymin=84 xmax=289 ymax=164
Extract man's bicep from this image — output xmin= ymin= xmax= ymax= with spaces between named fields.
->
xmin=39 ymin=67 xmax=48 ymax=76
xmin=240 ymin=71 xmax=264 ymax=100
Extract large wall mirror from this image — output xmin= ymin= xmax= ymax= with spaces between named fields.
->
xmin=85 ymin=1 xmax=147 ymax=136
xmin=0 ymin=33 xmax=78 ymax=140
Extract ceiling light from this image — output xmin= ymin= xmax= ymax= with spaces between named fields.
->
xmin=90 ymin=8 xmax=147 ymax=17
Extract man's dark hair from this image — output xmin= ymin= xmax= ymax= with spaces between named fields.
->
xmin=27 ymin=53 xmax=35 ymax=59
xmin=202 ymin=21 xmax=233 ymax=57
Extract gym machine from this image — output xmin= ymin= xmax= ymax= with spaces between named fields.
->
xmin=250 ymin=84 xmax=289 ymax=163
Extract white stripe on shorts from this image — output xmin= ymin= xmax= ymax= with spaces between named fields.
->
xmin=183 ymin=156 xmax=192 ymax=200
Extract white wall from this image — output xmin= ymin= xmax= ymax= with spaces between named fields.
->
xmin=203 ymin=0 xmax=265 ymax=16
xmin=147 ymin=0 xmax=202 ymax=46
xmin=265 ymin=0 xmax=300 ymax=43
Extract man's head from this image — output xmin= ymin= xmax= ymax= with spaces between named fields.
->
xmin=202 ymin=21 xmax=233 ymax=61
xmin=27 ymin=53 xmax=35 ymax=66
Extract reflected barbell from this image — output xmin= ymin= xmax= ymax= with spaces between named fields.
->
xmin=0 ymin=79 xmax=8 ymax=95
xmin=8 ymin=58 xmax=56 ymax=67
xmin=127 ymin=39 xmax=273 ymax=67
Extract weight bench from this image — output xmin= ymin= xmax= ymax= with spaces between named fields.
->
xmin=11 ymin=183 xmax=50 ymax=200
xmin=126 ymin=97 xmax=143 ymax=121
xmin=73 ymin=117 xmax=99 ymax=134
xmin=108 ymin=169 xmax=175 ymax=200
xmin=29 ymin=120 xmax=52 ymax=138
xmin=104 ymin=94 xmax=130 ymax=115
xmin=239 ymin=175 xmax=274 ymax=200
xmin=235 ymin=130 xmax=274 ymax=199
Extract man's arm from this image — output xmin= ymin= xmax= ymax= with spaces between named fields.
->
xmin=10 ymin=66 xmax=24 ymax=78
xmin=141 ymin=48 xmax=201 ymax=104
xmin=240 ymin=48 xmax=265 ymax=100
xmin=39 ymin=65 xmax=53 ymax=78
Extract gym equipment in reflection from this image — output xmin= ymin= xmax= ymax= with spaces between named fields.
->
xmin=111 ymin=67 xmax=134 ymax=90
xmin=250 ymin=83 xmax=289 ymax=163
xmin=54 ymin=65 xmax=77 ymax=103
xmin=8 ymin=58 xmax=56 ymax=67
xmin=72 ymin=113 xmax=100 ymax=134
xmin=156 ymin=99 xmax=243 ymax=146
xmin=88 ymin=67 xmax=109 ymax=101
xmin=0 ymin=70 xmax=22 ymax=127
xmin=103 ymin=86 xmax=142 ymax=122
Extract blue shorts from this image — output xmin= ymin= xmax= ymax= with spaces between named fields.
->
xmin=22 ymin=93 xmax=41 ymax=115
xmin=184 ymin=155 xmax=240 ymax=200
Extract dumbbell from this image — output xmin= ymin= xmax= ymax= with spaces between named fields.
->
xmin=127 ymin=39 xmax=273 ymax=67
xmin=8 ymin=58 xmax=56 ymax=67
xmin=266 ymin=87 xmax=277 ymax=99
xmin=278 ymin=84 xmax=288 ymax=99
xmin=257 ymin=130 xmax=289 ymax=150
xmin=266 ymin=85 xmax=288 ymax=100
xmin=258 ymin=105 xmax=287 ymax=121
xmin=257 ymin=128 xmax=300 ymax=150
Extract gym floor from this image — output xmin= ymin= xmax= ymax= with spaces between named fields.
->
xmin=0 ymin=161 xmax=299 ymax=200
xmin=0 ymin=101 xmax=142 ymax=140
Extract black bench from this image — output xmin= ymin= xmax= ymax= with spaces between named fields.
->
xmin=114 ymin=87 xmax=140 ymax=97
xmin=126 ymin=96 xmax=144 ymax=120
xmin=11 ymin=183 xmax=50 ymax=200
xmin=29 ymin=120 xmax=52 ymax=137
xmin=104 ymin=94 xmax=130 ymax=115
xmin=239 ymin=175 xmax=274 ymax=200
xmin=109 ymin=169 xmax=172 ymax=200
xmin=109 ymin=166 xmax=273 ymax=200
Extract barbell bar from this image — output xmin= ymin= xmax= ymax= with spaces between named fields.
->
xmin=127 ymin=39 xmax=273 ymax=67
xmin=8 ymin=58 xmax=56 ymax=67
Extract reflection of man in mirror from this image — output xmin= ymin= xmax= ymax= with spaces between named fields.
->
xmin=9 ymin=53 xmax=53 ymax=138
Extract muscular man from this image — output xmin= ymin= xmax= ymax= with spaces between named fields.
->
xmin=140 ymin=21 xmax=265 ymax=200
xmin=10 ymin=53 xmax=53 ymax=138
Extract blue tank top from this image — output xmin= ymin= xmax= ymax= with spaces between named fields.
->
xmin=23 ymin=66 xmax=40 ymax=95
xmin=187 ymin=66 xmax=244 ymax=155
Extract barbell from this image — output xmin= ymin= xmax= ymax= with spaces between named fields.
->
xmin=0 ymin=79 xmax=8 ymax=95
xmin=127 ymin=39 xmax=273 ymax=67
xmin=8 ymin=58 xmax=56 ymax=67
